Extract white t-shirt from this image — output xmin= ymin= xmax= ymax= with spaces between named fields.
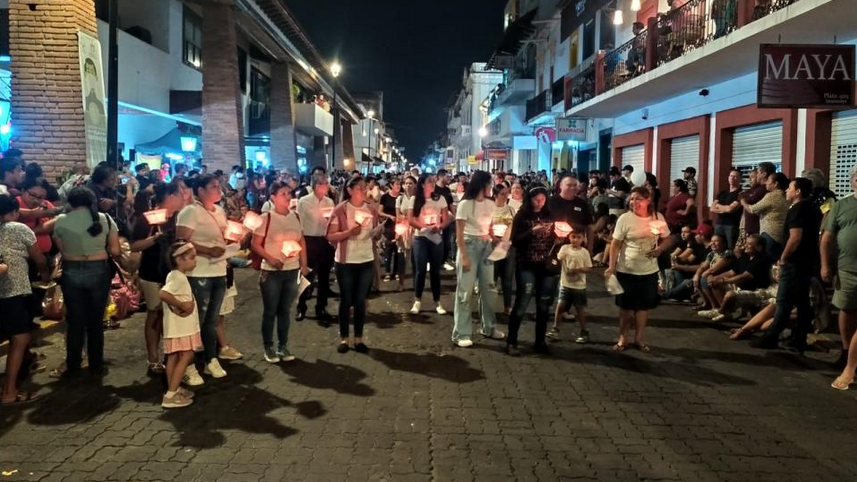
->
xmin=508 ymin=198 xmax=523 ymax=214
xmin=176 ymin=202 xmax=228 ymax=277
xmin=455 ymin=198 xmax=494 ymax=237
xmin=612 ymin=212 xmax=669 ymax=275
xmin=330 ymin=202 xmax=375 ymax=264
xmin=410 ymin=196 xmax=448 ymax=244
xmin=254 ymin=210 xmax=303 ymax=271
xmin=396 ymin=194 xmax=413 ymax=216
xmin=161 ymin=270 xmax=200 ymax=339
xmin=558 ymin=245 xmax=592 ymax=289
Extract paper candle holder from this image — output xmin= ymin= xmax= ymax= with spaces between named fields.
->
xmin=243 ymin=211 xmax=263 ymax=231
xmin=289 ymin=199 xmax=298 ymax=209
xmin=554 ymin=221 xmax=573 ymax=238
xmin=224 ymin=220 xmax=246 ymax=242
xmin=321 ymin=207 xmax=334 ymax=219
xmin=395 ymin=222 xmax=408 ymax=236
xmin=649 ymin=220 xmax=669 ymax=235
xmin=354 ymin=210 xmax=372 ymax=226
xmin=143 ymin=209 xmax=168 ymax=225
xmin=422 ymin=214 xmax=438 ymax=226
xmin=492 ymin=224 xmax=508 ymax=237
xmin=281 ymin=240 xmax=302 ymax=258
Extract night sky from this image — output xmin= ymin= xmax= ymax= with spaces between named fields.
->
xmin=287 ymin=0 xmax=507 ymax=158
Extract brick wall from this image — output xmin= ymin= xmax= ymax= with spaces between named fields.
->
xmin=269 ymin=62 xmax=297 ymax=174
xmin=201 ymin=3 xmax=244 ymax=174
xmin=8 ymin=0 xmax=97 ymax=179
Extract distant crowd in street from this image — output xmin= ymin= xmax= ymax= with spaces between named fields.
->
xmin=1 ymin=147 xmax=856 ymax=409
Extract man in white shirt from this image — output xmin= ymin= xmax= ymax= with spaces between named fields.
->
xmin=296 ymin=172 xmax=336 ymax=323
xmin=228 ymin=165 xmax=245 ymax=191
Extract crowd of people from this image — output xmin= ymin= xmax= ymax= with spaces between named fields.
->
xmin=1 ymin=147 xmax=856 ymax=409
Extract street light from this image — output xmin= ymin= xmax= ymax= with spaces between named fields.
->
xmin=330 ymin=61 xmax=342 ymax=172
xmin=478 ymin=126 xmax=488 ymax=138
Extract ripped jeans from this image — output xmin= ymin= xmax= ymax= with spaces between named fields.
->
xmin=452 ymin=237 xmax=497 ymax=342
xmin=506 ymin=267 xmax=559 ymax=347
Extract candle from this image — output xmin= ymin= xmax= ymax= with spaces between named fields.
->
xmin=281 ymin=240 xmax=302 ymax=258
xmin=224 ymin=220 xmax=246 ymax=242
xmin=492 ymin=224 xmax=508 ymax=237
xmin=395 ymin=222 xmax=408 ymax=236
xmin=354 ymin=210 xmax=372 ymax=227
xmin=422 ymin=214 xmax=438 ymax=226
xmin=321 ymin=207 xmax=334 ymax=219
xmin=554 ymin=221 xmax=572 ymax=238
xmin=289 ymin=198 xmax=298 ymax=209
xmin=649 ymin=220 xmax=669 ymax=235
xmin=243 ymin=211 xmax=263 ymax=231
xmin=143 ymin=209 xmax=168 ymax=225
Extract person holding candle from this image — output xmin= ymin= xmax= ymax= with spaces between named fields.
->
xmin=175 ymin=174 xmax=231 ymax=381
xmin=131 ymin=183 xmax=184 ymax=375
xmin=492 ymin=183 xmax=516 ymax=315
xmin=395 ymin=176 xmax=417 ymax=292
xmin=379 ymin=179 xmax=402 ymax=283
xmin=251 ymin=182 xmax=308 ymax=363
xmin=604 ymin=187 xmax=672 ymax=353
xmin=451 ymin=171 xmax=504 ymax=347
xmin=407 ymin=173 xmax=450 ymax=315
xmin=296 ymin=173 xmax=336 ymax=323
xmin=326 ymin=176 xmax=384 ymax=353
xmin=505 ymin=184 xmax=559 ymax=356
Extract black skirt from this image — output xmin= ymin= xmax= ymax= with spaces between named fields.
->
xmin=614 ymin=272 xmax=660 ymax=311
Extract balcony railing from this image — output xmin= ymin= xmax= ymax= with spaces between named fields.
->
xmin=603 ymin=29 xmax=648 ymax=91
xmin=551 ymin=77 xmax=565 ymax=107
xmin=565 ymin=0 xmax=805 ymax=108
xmin=568 ymin=64 xmax=596 ymax=109
xmin=526 ymin=90 xmax=549 ymax=121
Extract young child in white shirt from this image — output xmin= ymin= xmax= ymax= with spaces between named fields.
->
xmin=553 ymin=229 xmax=593 ymax=343
xmin=159 ymin=241 xmax=203 ymax=409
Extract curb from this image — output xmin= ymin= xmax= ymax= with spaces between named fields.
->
xmin=0 ymin=319 xmax=65 ymax=359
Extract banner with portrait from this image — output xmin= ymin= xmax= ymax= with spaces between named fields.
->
xmin=77 ymin=31 xmax=107 ymax=169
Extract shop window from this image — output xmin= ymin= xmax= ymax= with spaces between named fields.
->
xmin=183 ymin=7 xmax=202 ymax=70
xmin=582 ymin=19 xmax=596 ymax=59
xmin=248 ymin=68 xmax=270 ymax=136
xmin=237 ymin=48 xmax=247 ymax=93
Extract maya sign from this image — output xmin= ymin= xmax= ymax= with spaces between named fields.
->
xmin=758 ymin=44 xmax=855 ymax=108
xmin=557 ymin=118 xmax=587 ymax=141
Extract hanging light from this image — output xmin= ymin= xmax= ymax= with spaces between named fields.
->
xmin=613 ymin=9 xmax=624 ymax=25
xmin=631 ymin=0 xmax=641 ymax=11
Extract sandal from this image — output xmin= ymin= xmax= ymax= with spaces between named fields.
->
xmin=612 ymin=343 xmax=627 ymax=352
xmin=832 ymin=376 xmax=853 ymax=391
xmin=634 ymin=343 xmax=651 ymax=353
xmin=1 ymin=391 xmax=42 ymax=405
xmin=147 ymin=362 xmax=166 ymax=374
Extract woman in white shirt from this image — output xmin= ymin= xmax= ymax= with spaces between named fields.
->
xmin=604 ymin=187 xmax=671 ymax=353
xmin=509 ymin=181 xmax=524 ymax=213
xmin=175 ymin=174 xmax=230 ymax=380
xmin=326 ymin=176 xmax=384 ymax=353
xmin=407 ymin=173 xmax=450 ymax=315
xmin=451 ymin=171 xmax=505 ymax=347
xmin=492 ymin=183 xmax=516 ymax=315
xmin=251 ymin=182 xmax=308 ymax=363
xmin=395 ymin=176 xmax=416 ymax=291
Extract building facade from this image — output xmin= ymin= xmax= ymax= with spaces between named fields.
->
xmin=444 ymin=62 xmax=503 ymax=172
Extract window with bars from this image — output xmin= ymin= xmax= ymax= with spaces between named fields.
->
xmin=183 ymin=7 xmax=202 ymax=70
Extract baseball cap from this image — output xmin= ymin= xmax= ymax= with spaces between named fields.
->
xmin=622 ymin=164 xmax=634 ymax=172
xmin=691 ymin=224 xmax=713 ymax=236
xmin=682 ymin=167 xmax=696 ymax=175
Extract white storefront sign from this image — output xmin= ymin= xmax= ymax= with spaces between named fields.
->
xmin=557 ymin=118 xmax=587 ymax=141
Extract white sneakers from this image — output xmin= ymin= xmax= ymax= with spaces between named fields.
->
xmin=482 ymin=330 xmax=506 ymax=340
xmin=182 ymin=365 xmax=204 ymax=386
xmin=204 ymin=359 xmax=227 ymax=378
xmin=697 ymin=309 xmax=719 ymax=319
xmin=436 ymin=305 xmax=448 ymax=315
xmin=443 ymin=262 xmax=455 ymax=271
xmin=456 ymin=339 xmax=474 ymax=348
xmin=219 ymin=346 xmax=243 ymax=360
xmin=410 ymin=301 xmax=422 ymax=314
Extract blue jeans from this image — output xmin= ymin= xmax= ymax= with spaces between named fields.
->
xmin=452 ymin=237 xmax=497 ymax=342
xmin=761 ymin=262 xmax=813 ymax=349
xmin=259 ymin=269 xmax=299 ymax=350
xmin=188 ymin=276 xmax=227 ymax=361
xmin=412 ymin=236 xmax=443 ymax=301
xmin=62 ymin=260 xmax=111 ymax=373
xmin=507 ymin=267 xmax=558 ymax=347
xmin=662 ymin=269 xmax=693 ymax=301
xmin=336 ymin=261 xmax=374 ymax=338
xmin=760 ymin=232 xmax=783 ymax=261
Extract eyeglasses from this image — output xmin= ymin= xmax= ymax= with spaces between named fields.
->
xmin=26 ymin=190 xmax=46 ymax=201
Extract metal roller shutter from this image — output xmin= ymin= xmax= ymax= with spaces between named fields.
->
xmin=621 ymin=144 xmax=645 ymax=174
xmin=732 ymin=121 xmax=783 ymax=188
xmin=668 ymin=135 xmax=700 ymax=183
xmin=830 ymin=110 xmax=857 ymax=199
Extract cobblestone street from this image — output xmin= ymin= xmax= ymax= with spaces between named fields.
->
xmin=2 ymin=269 xmax=857 ymax=482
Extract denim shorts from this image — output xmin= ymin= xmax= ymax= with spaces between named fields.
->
xmin=558 ymin=287 xmax=588 ymax=308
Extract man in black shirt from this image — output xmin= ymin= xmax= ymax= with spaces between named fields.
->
xmin=549 ymin=174 xmax=595 ymax=247
xmin=135 ymin=163 xmax=154 ymax=192
xmin=434 ymin=169 xmax=456 ymax=269
xmin=606 ymin=167 xmax=629 ymax=216
xmin=711 ymin=167 xmax=742 ymax=248
xmin=706 ymin=234 xmax=772 ymax=321
xmin=753 ymin=177 xmax=821 ymax=351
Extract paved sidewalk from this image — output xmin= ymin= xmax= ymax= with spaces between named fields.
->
xmin=1 ymin=269 xmax=856 ymax=482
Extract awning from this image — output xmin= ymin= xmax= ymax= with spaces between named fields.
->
xmin=486 ymin=9 xmax=538 ymax=70
xmin=361 ymin=153 xmax=386 ymax=165
xmin=136 ymin=127 xmax=201 ymax=157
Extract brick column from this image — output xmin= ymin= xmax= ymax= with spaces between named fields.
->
xmin=201 ymin=3 xmax=244 ymax=173
xmin=8 ymin=0 xmax=97 ymax=178
xmin=270 ymin=62 xmax=297 ymax=173
xmin=311 ymin=136 xmax=326 ymax=171
xmin=341 ymin=119 xmax=355 ymax=171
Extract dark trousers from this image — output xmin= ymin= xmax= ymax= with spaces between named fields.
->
xmin=442 ymin=224 xmax=455 ymax=262
xmin=299 ymin=236 xmax=335 ymax=314
xmin=412 ymin=236 xmax=443 ymax=301
xmin=507 ymin=268 xmax=558 ymax=347
xmin=762 ymin=263 xmax=814 ymax=349
xmin=62 ymin=260 xmax=111 ymax=373
xmin=494 ymin=246 xmax=516 ymax=309
xmin=336 ymin=261 xmax=374 ymax=338
xmin=383 ymin=232 xmax=404 ymax=276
